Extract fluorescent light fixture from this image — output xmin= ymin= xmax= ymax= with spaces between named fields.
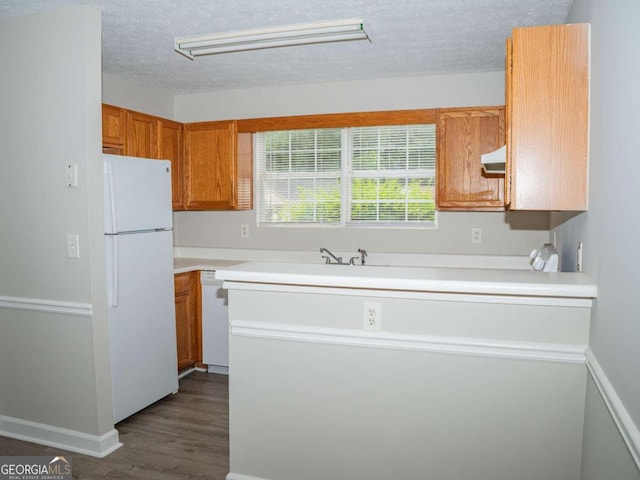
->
xmin=175 ymin=18 xmax=370 ymax=59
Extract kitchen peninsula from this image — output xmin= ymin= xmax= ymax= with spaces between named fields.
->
xmin=215 ymin=262 xmax=596 ymax=480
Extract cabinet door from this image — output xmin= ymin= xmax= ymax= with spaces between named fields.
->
xmin=159 ymin=119 xmax=185 ymax=210
xmin=174 ymin=272 xmax=199 ymax=371
xmin=236 ymin=132 xmax=253 ymax=211
xmin=125 ymin=111 xmax=159 ymax=159
xmin=505 ymin=37 xmax=513 ymax=208
xmin=102 ymin=104 xmax=126 ymax=154
xmin=436 ymin=107 xmax=505 ymax=211
xmin=508 ymin=24 xmax=589 ymax=211
xmin=184 ymin=120 xmax=239 ymax=210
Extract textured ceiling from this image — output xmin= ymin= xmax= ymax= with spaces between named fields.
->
xmin=0 ymin=0 xmax=573 ymax=94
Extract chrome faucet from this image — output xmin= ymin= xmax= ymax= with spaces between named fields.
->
xmin=320 ymin=247 xmax=367 ymax=265
xmin=350 ymin=248 xmax=368 ymax=265
xmin=320 ymin=247 xmax=343 ymax=264
xmin=358 ymin=248 xmax=367 ymax=265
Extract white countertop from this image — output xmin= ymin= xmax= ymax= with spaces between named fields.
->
xmin=173 ymin=257 xmax=245 ymax=274
xmin=214 ymin=261 xmax=597 ymax=298
xmin=174 ymin=247 xmax=534 ymax=269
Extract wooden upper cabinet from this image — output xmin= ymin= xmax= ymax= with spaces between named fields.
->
xmin=507 ymin=23 xmax=589 ymax=211
xmin=101 ymin=104 xmax=254 ymax=212
xmin=125 ymin=111 xmax=159 ymax=159
xmin=159 ymin=119 xmax=185 ymax=210
xmin=505 ymin=36 xmax=514 ymax=208
xmin=184 ymin=120 xmax=253 ymax=210
xmin=436 ymin=107 xmax=505 ymax=211
xmin=102 ymin=104 xmax=126 ymax=154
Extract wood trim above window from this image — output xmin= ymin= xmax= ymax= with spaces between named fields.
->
xmin=236 ymin=109 xmax=437 ymax=133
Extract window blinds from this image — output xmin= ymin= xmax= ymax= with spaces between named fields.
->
xmin=256 ymin=124 xmax=436 ymax=227
xmin=347 ymin=125 xmax=436 ymax=225
xmin=256 ymin=129 xmax=342 ymax=224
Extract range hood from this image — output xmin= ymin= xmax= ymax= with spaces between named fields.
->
xmin=480 ymin=145 xmax=506 ymax=174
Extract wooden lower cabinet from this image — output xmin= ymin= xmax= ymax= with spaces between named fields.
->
xmin=174 ymin=271 xmax=201 ymax=371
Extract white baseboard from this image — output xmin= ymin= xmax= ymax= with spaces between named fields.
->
xmin=0 ymin=414 xmax=122 ymax=458
xmin=227 ymin=473 xmax=270 ymax=480
xmin=585 ymin=347 xmax=640 ymax=470
xmin=207 ymin=365 xmax=229 ymax=375
xmin=178 ymin=367 xmax=195 ymax=379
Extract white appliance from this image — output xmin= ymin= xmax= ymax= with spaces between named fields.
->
xmin=104 ymin=154 xmax=178 ymax=423
xmin=201 ymin=271 xmax=229 ymax=374
xmin=529 ymin=243 xmax=559 ymax=272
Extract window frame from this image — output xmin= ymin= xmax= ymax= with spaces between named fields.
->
xmin=254 ymin=123 xmax=437 ymax=229
xmin=238 ymin=109 xmax=437 ymax=133
xmin=246 ymin=109 xmax=437 ymax=229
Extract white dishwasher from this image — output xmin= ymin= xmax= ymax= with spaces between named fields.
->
xmin=200 ymin=271 xmax=229 ymax=375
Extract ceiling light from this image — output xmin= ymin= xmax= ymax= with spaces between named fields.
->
xmin=175 ymin=19 xmax=370 ymax=59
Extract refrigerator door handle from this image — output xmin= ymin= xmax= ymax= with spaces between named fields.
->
xmin=104 ymin=160 xmax=118 ymax=233
xmin=108 ymin=235 xmax=120 ymax=307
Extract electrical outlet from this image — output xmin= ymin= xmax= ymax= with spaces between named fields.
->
xmin=471 ymin=227 xmax=482 ymax=244
xmin=577 ymin=241 xmax=583 ymax=272
xmin=65 ymin=163 xmax=78 ymax=187
xmin=240 ymin=224 xmax=249 ymax=238
xmin=363 ymin=302 xmax=382 ymax=331
xmin=66 ymin=234 xmax=80 ymax=259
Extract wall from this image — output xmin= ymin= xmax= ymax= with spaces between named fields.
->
xmin=0 ymin=6 xmax=118 ymax=455
xmin=173 ymin=72 xmax=549 ymax=256
xmin=175 ymin=72 xmax=506 ymax=122
xmin=174 ymin=210 xmax=549 ymax=256
xmin=555 ymin=0 xmax=640 ymax=476
xmin=580 ymin=377 xmax=640 ymax=480
xmin=226 ymin=285 xmax=590 ymax=480
xmin=103 ymin=73 xmax=174 ymax=119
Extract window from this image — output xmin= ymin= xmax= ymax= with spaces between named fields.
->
xmin=256 ymin=124 xmax=436 ymax=227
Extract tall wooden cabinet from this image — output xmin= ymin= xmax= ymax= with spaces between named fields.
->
xmin=174 ymin=272 xmax=201 ymax=371
xmin=102 ymin=108 xmax=253 ymax=212
xmin=101 ymin=104 xmax=185 ymax=210
xmin=184 ymin=120 xmax=253 ymax=210
xmin=436 ymin=107 xmax=505 ymax=211
xmin=102 ymin=104 xmax=126 ymax=155
xmin=159 ymin=119 xmax=185 ymax=210
xmin=506 ymin=23 xmax=589 ymax=211
xmin=125 ymin=111 xmax=158 ymax=159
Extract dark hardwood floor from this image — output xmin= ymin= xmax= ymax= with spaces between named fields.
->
xmin=0 ymin=372 xmax=229 ymax=479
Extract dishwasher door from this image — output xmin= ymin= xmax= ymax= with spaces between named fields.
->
xmin=200 ymin=271 xmax=229 ymax=374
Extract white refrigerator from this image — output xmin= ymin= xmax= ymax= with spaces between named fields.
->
xmin=104 ymin=154 xmax=178 ymax=423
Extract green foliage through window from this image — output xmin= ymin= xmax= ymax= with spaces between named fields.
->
xmin=256 ymin=125 xmax=436 ymax=227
